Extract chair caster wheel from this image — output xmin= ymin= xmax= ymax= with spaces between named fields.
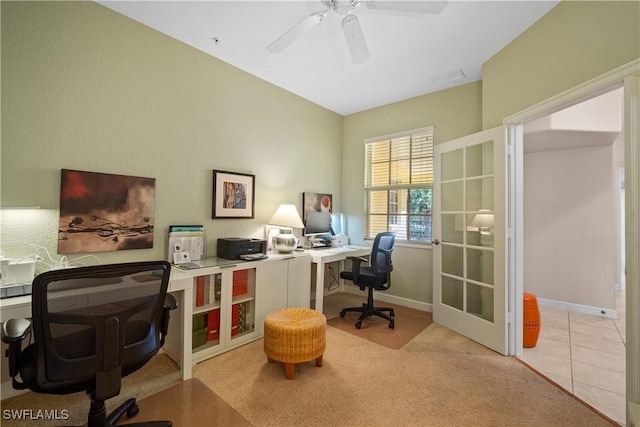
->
xmin=127 ymin=403 xmax=139 ymax=418
xmin=355 ymin=320 xmax=362 ymax=329
xmin=340 ymin=310 xmax=346 ymax=317
xmin=389 ymin=321 xmax=395 ymax=329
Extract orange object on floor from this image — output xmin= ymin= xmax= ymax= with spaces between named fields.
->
xmin=523 ymin=292 xmax=541 ymax=348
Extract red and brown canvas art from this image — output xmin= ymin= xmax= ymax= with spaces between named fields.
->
xmin=58 ymin=169 xmax=155 ymax=254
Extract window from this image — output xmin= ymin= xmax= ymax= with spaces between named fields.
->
xmin=364 ymin=126 xmax=433 ymax=242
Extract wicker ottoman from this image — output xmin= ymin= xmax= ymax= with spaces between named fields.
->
xmin=263 ymin=308 xmax=326 ymax=379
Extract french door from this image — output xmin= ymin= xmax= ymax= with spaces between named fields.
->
xmin=432 ymin=126 xmax=509 ymax=355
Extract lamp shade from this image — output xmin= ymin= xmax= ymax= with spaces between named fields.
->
xmin=471 ymin=209 xmax=494 ymax=228
xmin=269 ymin=204 xmax=304 ymax=229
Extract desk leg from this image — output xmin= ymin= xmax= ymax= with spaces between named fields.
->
xmin=338 ymin=260 xmax=346 ymax=292
xmin=315 ymin=263 xmax=325 ymax=313
xmin=164 ymin=288 xmax=193 ymax=381
xmin=181 ymin=286 xmax=193 ymax=380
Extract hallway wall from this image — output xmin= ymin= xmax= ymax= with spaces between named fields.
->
xmin=524 ymin=131 xmax=624 ymax=311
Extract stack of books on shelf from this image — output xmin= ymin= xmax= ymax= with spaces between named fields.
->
xmin=192 ymin=309 xmax=220 ymax=349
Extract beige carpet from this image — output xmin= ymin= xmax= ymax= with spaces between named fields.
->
xmin=1 ymin=292 xmax=615 ymax=427
xmin=193 ymin=322 xmax=614 ymax=427
xmin=327 ymin=301 xmax=433 ymax=349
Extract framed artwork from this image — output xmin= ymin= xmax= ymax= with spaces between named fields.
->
xmin=212 ymin=170 xmax=255 ymax=219
xmin=58 ymin=169 xmax=155 ymax=254
xmin=302 ymin=192 xmax=332 ymax=221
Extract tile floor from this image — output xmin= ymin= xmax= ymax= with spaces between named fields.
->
xmin=520 ymin=291 xmax=626 ymax=425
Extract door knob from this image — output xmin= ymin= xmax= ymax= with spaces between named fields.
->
xmin=432 ymin=239 xmax=440 ymax=245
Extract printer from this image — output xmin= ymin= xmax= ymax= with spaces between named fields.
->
xmin=217 ymin=238 xmax=267 ymax=260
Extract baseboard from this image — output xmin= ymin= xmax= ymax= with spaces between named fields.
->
xmin=537 ymin=297 xmax=618 ymax=319
xmin=342 ymin=287 xmax=433 ymax=312
xmin=340 ymin=290 xmax=616 ymax=319
xmin=629 ymin=401 xmax=640 ymax=427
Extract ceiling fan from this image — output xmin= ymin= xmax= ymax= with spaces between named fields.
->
xmin=267 ymin=0 xmax=448 ymax=64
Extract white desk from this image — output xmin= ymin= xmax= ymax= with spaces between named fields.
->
xmin=0 ymin=269 xmax=193 ymax=399
xmin=1 ymin=249 xmax=351 ymax=399
xmin=305 ymin=245 xmax=370 ymax=313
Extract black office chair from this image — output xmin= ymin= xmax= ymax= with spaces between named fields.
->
xmin=1 ymin=261 xmax=177 ymax=427
xmin=339 ymin=231 xmax=396 ymax=329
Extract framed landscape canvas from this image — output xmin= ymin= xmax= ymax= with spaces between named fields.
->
xmin=58 ymin=169 xmax=155 ymax=254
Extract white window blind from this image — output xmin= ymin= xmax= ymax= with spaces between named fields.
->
xmin=364 ymin=127 xmax=433 ymax=242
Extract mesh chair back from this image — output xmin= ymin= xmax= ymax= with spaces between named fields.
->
xmin=370 ymin=231 xmax=396 ymax=277
xmin=30 ymin=261 xmax=171 ymax=393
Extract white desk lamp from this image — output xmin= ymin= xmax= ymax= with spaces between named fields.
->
xmin=471 ymin=209 xmax=494 ymax=246
xmin=269 ymin=204 xmax=305 ymax=253
xmin=471 ymin=209 xmax=494 ymax=234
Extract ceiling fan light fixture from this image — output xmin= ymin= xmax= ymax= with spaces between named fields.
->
xmin=333 ymin=0 xmax=358 ymax=15
xmin=267 ymin=0 xmax=447 ymax=62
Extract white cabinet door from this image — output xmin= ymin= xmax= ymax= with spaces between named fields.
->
xmin=255 ymin=260 xmax=288 ymax=334
xmin=287 ymin=254 xmax=311 ymax=308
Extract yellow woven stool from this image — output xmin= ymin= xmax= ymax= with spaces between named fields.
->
xmin=263 ymin=308 xmax=326 ymax=379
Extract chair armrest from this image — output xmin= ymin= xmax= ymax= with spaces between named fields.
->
xmin=346 ymin=256 xmax=368 ymax=288
xmin=1 ymin=318 xmax=32 ymax=344
xmin=378 ymin=248 xmax=393 ymax=284
xmin=160 ymin=293 xmax=178 ymax=343
xmin=2 ymin=318 xmax=32 ymax=381
xmin=164 ymin=293 xmax=178 ymax=311
xmin=379 ymin=249 xmax=392 ymax=267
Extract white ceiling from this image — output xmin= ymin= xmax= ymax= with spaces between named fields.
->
xmin=524 ymin=87 xmax=624 ymax=153
xmin=97 ymin=0 xmax=559 ymax=115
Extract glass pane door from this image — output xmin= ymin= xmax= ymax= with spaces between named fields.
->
xmin=439 ymin=141 xmax=494 ymax=321
xmin=192 ymin=272 xmax=222 ymax=352
xmin=230 ymin=268 xmax=256 ymax=340
xmin=433 ymin=127 xmax=507 ymax=355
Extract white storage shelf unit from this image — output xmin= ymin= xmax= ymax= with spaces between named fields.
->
xmin=163 ymin=252 xmax=311 ymax=368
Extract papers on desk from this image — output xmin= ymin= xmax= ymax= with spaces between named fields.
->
xmin=324 ymin=246 xmax=364 ymax=253
xmin=168 ymin=225 xmax=206 ymax=265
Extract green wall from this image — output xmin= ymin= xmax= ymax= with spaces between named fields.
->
xmin=341 ymin=0 xmax=639 ymax=305
xmin=1 ymin=1 xmax=342 ymax=266
xmin=2 ymin=1 xmax=638 ymax=306
xmin=482 ymin=0 xmax=640 ymax=128
xmin=341 ymin=82 xmax=483 ymax=303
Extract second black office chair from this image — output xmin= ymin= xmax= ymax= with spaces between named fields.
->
xmin=339 ymin=231 xmax=396 ymax=329
xmin=1 ymin=261 xmax=177 ymax=427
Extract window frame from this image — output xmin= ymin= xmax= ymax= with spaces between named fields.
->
xmin=364 ymin=126 xmax=434 ymax=243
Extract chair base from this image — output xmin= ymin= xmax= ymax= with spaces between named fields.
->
xmin=340 ymin=288 xmax=395 ymax=330
xmin=89 ymin=395 xmax=172 ymax=427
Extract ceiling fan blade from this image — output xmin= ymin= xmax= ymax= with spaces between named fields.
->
xmin=364 ymin=0 xmax=448 ymax=14
xmin=267 ymin=11 xmax=328 ymax=53
xmin=342 ymin=14 xmax=370 ymax=64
